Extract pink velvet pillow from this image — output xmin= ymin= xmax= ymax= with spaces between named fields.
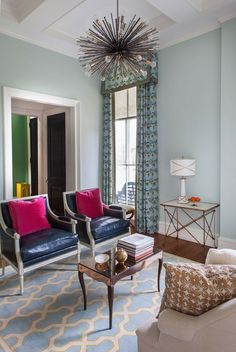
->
xmin=8 ymin=197 xmax=51 ymax=236
xmin=75 ymin=188 xmax=104 ymax=219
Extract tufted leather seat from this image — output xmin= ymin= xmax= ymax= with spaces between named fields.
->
xmin=91 ymin=216 xmax=130 ymax=241
xmin=20 ymin=228 xmax=78 ymax=263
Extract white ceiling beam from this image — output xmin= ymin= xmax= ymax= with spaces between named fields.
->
xmin=17 ymin=0 xmax=46 ymax=22
xmin=145 ymin=0 xmax=199 ymax=22
xmin=19 ymin=0 xmax=85 ymax=32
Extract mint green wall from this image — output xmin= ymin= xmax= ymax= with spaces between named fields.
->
xmin=158 ymin=30 xmax=221 ymax=222
xmin=0 ymin=33 xmax=102 ymax=199
xmin=12 ymin=114 xmax=28 ymax=196
xmin=220 ymin=19 xmax=236 ymax=240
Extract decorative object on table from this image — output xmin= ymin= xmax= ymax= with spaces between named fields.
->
xmin=95 ymin=253 xmax=110 ymax=272
xmin=170 ymin=158 xmax=196 ymax=203
xmin=115 ymin=263 xmax=127 ymax=273
xmin=118 ymin=233 xmax=154 ymax=263
xmin=95 ymin=253 xmax=110 ymax=264
xmin=95 ymin=262 xmax=109 ymax=272
xmin=77 ymin=0 xmax=159 ymax=80
xmin=189 ymin=196 xmax=201 ymax=202
xmin=16 ymin=182 xmax=30 ymax=198
xmin=115 ymin=247 xmax=128 ymax=266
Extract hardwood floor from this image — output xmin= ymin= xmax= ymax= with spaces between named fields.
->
xmin=153 ymin=233 xmax=211 ymax=263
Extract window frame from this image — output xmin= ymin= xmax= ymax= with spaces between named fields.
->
xmin=112 ymin=87 xmax=137 ymax=205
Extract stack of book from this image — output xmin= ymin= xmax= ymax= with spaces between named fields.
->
xmin=117 ymin=233 xmax=154 ymax=263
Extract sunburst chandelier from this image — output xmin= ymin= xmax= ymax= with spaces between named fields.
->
xmin=77 ymin=0 xmax=159 ymax=80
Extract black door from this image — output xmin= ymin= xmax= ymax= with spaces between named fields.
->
xmin=29 ymin=118 xmax=38 ymax=195
xmin=47 ymin=113 xmax=66 ymax=214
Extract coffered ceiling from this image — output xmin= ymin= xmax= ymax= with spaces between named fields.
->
xmin=0 ymin=0 xmax=236 ymax=58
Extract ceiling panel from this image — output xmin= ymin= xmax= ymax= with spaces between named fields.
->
xmin=0 ymin=0 xmax=236 ymax=57
xmin=49 ymin=0 xmax=165 ymax=38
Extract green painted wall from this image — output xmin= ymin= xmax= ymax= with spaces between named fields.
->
xmin=12 ymin=114 xmax=28 ymax=196
xmin=0 ymin=33 xmax=103 ymax=200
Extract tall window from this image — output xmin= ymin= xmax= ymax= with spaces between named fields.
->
xmin=114 ymin=87 xmax=137 ymax=206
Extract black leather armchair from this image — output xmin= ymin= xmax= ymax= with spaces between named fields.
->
xmin=0 ymin=195 xmax=79 ymax=294
xmin=63 ymin=191 xmax=131 ymax=254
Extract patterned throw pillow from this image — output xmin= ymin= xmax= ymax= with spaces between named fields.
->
xmin=159 ymin=263 xmax=236 ymax=316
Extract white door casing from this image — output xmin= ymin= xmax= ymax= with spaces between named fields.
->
xmin=3 ymin=86 xmax=80 ymax=199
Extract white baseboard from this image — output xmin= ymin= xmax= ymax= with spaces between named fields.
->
xmin=158 ymin=221 xmax=217 ymax=247
xmin=218 ymin=236 xmax=236 ymax=249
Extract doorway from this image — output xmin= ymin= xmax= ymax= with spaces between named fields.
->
xmin=29 ymin=117 xmax=38 ymax=195
xmin=3 ymin=87 xmax=80 ymax=202
xmin=47 ymin=112 xmax=66 ymax=214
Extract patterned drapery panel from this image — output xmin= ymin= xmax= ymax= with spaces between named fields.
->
xmin=102 ymin=93 xmax=113 ymax=204
xmin=136 ymin=82 xmax=159 ymax=234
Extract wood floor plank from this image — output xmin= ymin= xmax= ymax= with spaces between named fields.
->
xmin=152 ymin=233 xmax=210 ymax=263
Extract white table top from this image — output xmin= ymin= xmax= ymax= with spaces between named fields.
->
xmin=160 ymin=200 xmax=220 ymax=212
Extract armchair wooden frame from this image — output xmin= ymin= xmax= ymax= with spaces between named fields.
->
xmin=63 ymin=191 xmax=131 ymax=255
xmin=0 ymin=194 xmax=80 ymax=295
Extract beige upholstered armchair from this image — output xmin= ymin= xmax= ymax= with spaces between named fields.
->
xmin=136 ymin=249 xmax=236 ymax=352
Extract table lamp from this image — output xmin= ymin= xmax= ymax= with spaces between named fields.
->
xmin=170 ymin=158 xmax=196 ymax=203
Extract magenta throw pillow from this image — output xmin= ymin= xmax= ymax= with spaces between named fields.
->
xmin=75 ymin=188 xmax=104 ymax=219
xmin=8 ymin=197 xmax=51 ymax=236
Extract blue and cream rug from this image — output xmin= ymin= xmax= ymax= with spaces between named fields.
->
xmin=0 ymin=252 xmax=191 ymax=352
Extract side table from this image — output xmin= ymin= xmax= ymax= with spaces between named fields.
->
xmin=160 ymin=200 xmax=220 ymax=247
xmin=111 ymin=203 xmax=135 ymax=228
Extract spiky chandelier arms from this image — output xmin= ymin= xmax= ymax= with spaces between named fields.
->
xmin=77 ymin=0 xmax=159 ymax=79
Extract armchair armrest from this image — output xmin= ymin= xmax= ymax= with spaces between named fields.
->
xmin=0 ymin=227 xmax=20 ymax=267
xmin=47 ymin=210 xmax=77 ymax=233
xmin=58 ymin=216 xmax=73 ymax=222
xmin=5 ymin=227 xmax=18 ymax=238
xmin=158 ymin=298 xmax=236 ymax=342
xmin=103 ymin=206 xmax=124 ymax=219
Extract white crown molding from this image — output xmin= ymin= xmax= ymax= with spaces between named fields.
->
xmin=0 ymin=22 xmax=221 ymax=57
xmin=218 ymin=12 xmax=236 ymax=24
xmin=0 ymin=27 xmax=77 ymax=58
xmin=160 ymin=22 xmax=220 ymax=50
xmin=45 ymin=28 xmax=76 ymax=45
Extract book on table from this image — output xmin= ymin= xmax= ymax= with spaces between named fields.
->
xmin=117 ymin=243 xmax=153 ymax=256
xmin=118 ymin=233 xmax=154 ymax=262
xmin=118 ymin=233 xmax=154 ymax=249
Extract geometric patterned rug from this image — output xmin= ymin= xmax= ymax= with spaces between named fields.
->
xmin=0 ymin=252 xmax=191 ymax=352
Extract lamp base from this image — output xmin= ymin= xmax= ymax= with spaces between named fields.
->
xmin=178 ymin=195 xmax=189 ymax=204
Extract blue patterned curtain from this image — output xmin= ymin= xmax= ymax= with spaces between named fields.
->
xmin=102 ymin=94 xmax=113 ymax=204
xmin=136 ymin=82 xmax=159 ymax=234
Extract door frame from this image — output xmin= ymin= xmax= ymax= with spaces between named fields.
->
xmin=3 ymin=86 xmax=80 ymax=200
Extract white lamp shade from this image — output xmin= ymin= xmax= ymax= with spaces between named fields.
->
xmin=170 ymin=159 xmax=196 ymax=177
